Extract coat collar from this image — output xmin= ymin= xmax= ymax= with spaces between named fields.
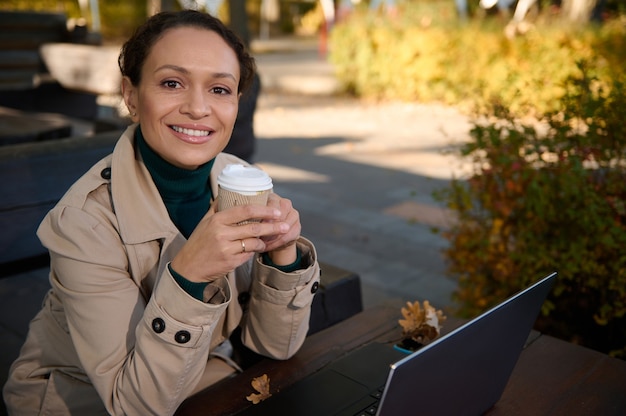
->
xmin=110 ymin=124 xmax=245 ymax=245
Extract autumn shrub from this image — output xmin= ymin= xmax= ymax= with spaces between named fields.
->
xmin=434 ymin=63 xmax=626 ymax=357
xmin=329 ymin=2 xmax=626 ymax=117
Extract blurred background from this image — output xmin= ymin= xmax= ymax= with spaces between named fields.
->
xmin=1 ymin=0 xmax=624 ymax=127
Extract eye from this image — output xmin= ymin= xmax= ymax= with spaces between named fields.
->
xmin=162 ymin=80 xmax=181 ymax=89
xmin=211 ymin=86 xmax=231 ymax=95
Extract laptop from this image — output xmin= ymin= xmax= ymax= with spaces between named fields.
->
xmin=241 ymin=272 xmax=557 ymax=416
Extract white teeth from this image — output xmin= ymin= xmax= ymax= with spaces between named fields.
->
xmin=172 ymin=126 xmax=210 ymax=136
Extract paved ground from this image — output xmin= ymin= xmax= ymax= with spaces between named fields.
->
xmin=252 ymin=93 xmax=471 ymax=309
xmin=250 ymin=37 xmax=472 ymax=309
xmin=0 ymin=36 xmax=473 ymax=413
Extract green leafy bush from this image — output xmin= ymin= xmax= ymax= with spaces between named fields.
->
xmin=435 ymin=63 xmax=626 ymax=357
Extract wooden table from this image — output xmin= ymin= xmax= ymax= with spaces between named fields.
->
xmin=175 ymin=304 xmax=626 ymax=416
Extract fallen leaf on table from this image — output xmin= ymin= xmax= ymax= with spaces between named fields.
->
xmin=246 ymin=374 xmax=272 ymax=404
xmin=399 ymin=300 xmax=447 ymax=344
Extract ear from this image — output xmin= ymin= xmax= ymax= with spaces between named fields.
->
xmin=121 ymin=76 xmax=139 ymax=122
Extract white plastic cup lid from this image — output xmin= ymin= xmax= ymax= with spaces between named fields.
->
xmin=217 ymin=164 xmax=273 ymax=193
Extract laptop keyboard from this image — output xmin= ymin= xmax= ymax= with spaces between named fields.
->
xmin=353 ymin=385 xmax=385 ymax=416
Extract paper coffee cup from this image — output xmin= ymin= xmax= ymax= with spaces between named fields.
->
xmin=217 ymin=164 xmax=273 ymax=221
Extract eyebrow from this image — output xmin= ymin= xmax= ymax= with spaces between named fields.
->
xmin=155 ymin=64 xmax=237 ymax=82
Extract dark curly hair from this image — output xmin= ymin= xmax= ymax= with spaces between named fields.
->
xmin=118 ymin=10 xmax=256 ymax=95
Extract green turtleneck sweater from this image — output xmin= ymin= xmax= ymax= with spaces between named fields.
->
xmin=137 ymin=128 xmax=213 ymax=239
xmin=136 ymin=128 xmax=302 ymax=302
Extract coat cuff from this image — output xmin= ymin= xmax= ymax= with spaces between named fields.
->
xmin=152 ymin=265 xmax=231 ymax=327
xmin=252 ymin=237 xmax=320 ymax=308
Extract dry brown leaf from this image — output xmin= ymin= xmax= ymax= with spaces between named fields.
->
xmin=398 ymin=300 xmax=447 ymax=344
xmin=246 ymin=374 xmax=272 ymax=404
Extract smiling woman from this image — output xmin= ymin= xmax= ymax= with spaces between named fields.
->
xmin=3 ymin=10 xmax=320 ymax=416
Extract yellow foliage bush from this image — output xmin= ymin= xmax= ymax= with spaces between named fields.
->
xmin=329 ymin=5 xmax=626 ymax=118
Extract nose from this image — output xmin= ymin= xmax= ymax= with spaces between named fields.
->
xmin=181 ymin=88 xmax=211 ymax=119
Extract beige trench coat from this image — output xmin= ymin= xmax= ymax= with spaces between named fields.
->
xmin=3 ymin=125 xmax=320 ymax=415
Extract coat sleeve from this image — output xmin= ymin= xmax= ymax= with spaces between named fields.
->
xmin=39 ymin=198 xmax=229 ymax=416
xmin=240 ymin=237 xmax=321 ymax=359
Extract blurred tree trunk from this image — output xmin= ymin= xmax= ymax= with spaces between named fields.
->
xmin=229 ymin=0 xmax=250 ymax=47
xmin=150 ymin=0 xmax=179 ymax=13
xmin=147 ymin=0 xmax=160 ymax=15
xmin=561 ymin=0 xmax=597 ymax=23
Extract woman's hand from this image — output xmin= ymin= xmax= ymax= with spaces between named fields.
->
xmin=170 ymin=201 xmax=290 ymax=283
xmin=260 ymin=193 xmax=301 ymax=266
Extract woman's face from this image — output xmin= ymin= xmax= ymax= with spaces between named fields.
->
xmin=122 ymin=26 xmax=240 ymax=170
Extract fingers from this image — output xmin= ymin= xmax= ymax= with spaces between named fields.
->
xmin=236 ymin=237 xmax=266 ymax=255
xmin=220 ymin=203 xmax=283 ymax=226
xmin=266 ymin=193 xmax=293 ymax=223
xmin=172 ymin=195 xmax=301 ymax=282
xmin=266 ymin=192 xmax=281 ymax=211
xmin=259 ymin=195 xmax=302 ymax=253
